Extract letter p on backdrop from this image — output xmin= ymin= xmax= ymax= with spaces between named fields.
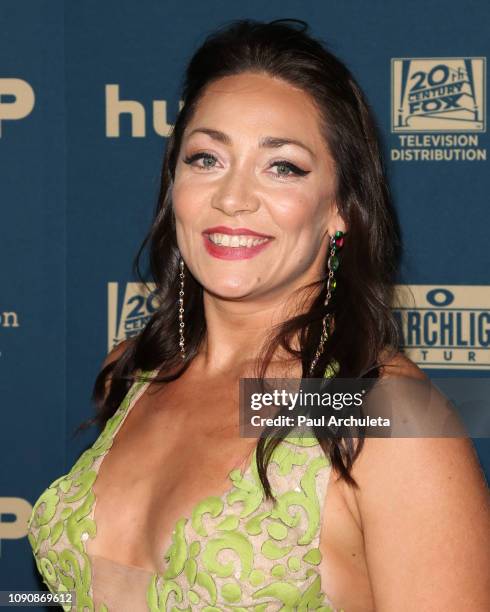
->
xmin=0 ymin=78 xmax=35 ymax=137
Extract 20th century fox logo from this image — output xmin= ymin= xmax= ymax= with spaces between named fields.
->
xmin=391 ymin=57 xmax=486 ymax=161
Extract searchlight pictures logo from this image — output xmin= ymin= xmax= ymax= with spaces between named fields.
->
xmin=394 ymin=285 xmax=490 ymax=369
xmin=391 ymin=57 xmax=486 ymax=161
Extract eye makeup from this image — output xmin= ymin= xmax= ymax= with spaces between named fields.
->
xmin=182 ymin=152 xmax=311 ymax=179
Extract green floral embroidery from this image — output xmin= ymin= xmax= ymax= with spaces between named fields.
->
xmin=27 ymin=373 xmax=149 ymax=611
xmin=27 ymin=370 xmax=340 ymax=611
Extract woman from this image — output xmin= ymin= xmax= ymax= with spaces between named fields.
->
xmin=28 ymin=18 xmax=490 ymax=611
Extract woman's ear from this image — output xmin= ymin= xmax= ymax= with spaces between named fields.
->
xmin=327 ymin=202 xmax=348 ymax=236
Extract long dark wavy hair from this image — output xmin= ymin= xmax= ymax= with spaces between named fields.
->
xmin=80 ymin=18 xmax=402 ymax=498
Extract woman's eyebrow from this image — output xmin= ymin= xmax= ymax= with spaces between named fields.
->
xmin=187 ymin=127 xmax=316 ymax=158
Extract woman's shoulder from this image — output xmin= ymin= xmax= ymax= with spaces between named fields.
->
xmin=377 ymin=347 xmax=428 ymax=381
xmin=99 ymin=337 xmax=134 ymax=401
xmin=101 ymin=337 xmax=133 ymax=369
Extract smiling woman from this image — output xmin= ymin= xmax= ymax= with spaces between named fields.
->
xmin=173 ymin=72 xmax=342 ymax=291
xmin=27 ymin=18 xmax=490 ymax=612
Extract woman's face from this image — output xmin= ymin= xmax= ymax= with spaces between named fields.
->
xmin=172 ymin=71 xmax=346 ymax=304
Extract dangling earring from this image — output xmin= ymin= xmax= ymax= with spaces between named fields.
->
xmin=178 ymin=257 xmax=186 ymax=360
xmin=309 ymin=230 xmax=345 ymax=376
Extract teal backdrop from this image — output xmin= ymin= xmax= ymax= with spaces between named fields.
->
xmin=1 ymin=0 xmax=489 ymax=596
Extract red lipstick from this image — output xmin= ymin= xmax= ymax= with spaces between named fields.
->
xmin=202 ymin=226 xmax=274 ymax=260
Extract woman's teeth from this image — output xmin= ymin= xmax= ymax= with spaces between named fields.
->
xmin=207 ymin=233 xmax=270 ymax=247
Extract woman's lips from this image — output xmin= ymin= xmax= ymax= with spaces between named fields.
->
xmin=202 ymin=234 xmax=274 ymax=260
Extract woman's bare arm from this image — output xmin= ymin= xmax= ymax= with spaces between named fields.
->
xmin=351 ymin=424 xmax=490 ymax=610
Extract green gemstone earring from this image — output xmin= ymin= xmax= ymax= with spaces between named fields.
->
xmin=309 ymin=230 xmax=345 ymax=376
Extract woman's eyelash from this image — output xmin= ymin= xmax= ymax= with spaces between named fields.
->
xmin=183 ymin=152 xmax=215 ymax=166
xmin=182 ymin=153 xmax=310 ymax=178
xmin=270 ymin=160 xmax=310 ymax=177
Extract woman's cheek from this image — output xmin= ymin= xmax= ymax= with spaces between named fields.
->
xmin=172 ymin=183 xmax=200 ymax=220
xmin=269 ymin=195 xmax=316 ymax=230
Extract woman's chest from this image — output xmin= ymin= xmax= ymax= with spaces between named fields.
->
xmin=86 ymin=405 xmax=256 ymax=573
xmin=83 ymin=433 xmax=335 ymax=609
xmin=28 ymin=372 xmax=351 ymax=610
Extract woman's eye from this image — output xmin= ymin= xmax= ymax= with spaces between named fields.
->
xmin=270 ymin=161 xmax=310 ymax=179
xmin=182 ymin=154 xmax=309 ymax=179
xmin=183 ymin=152 xmax=218 ymax=170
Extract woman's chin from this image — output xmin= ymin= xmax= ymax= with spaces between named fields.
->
xmin=203 ymin=278 xmax=261 ymax=300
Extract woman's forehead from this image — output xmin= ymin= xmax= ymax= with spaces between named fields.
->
xmin=185 ymin=72 xmax=326 ymax=151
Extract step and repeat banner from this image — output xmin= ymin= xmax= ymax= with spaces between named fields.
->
xmin=1 ymin=0 xmax=489 ymax=596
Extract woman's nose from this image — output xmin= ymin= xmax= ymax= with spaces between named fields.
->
xmin=210 ymin=165 xmax=260 ymax=216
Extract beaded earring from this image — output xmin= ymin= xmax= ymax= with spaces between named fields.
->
xmin=309 ymin=230 xmax=345 ymax=376
xmin=178 ymin=257 xmax=186 ymax=360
